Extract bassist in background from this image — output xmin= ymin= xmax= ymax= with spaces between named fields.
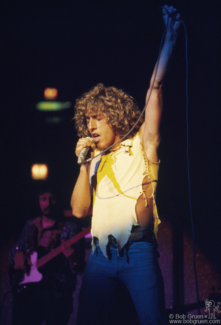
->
xmin=8 ymin=185 xmax=85 ymax=325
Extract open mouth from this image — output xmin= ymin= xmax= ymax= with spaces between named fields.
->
xmin=92 ymin=134 xmax=100 ymax=143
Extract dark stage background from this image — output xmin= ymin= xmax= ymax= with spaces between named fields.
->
xmin=0 ymin=0 xmax=221 ymax=323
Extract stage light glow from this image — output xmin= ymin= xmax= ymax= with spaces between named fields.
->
xmin=44 ymin=88 xmax=58 ymax=100
xmin=36 ymin=101 xmax=71 ymax=111
xmin=45 ymin=117 xmax=63 ymax=124
xmin=31 ymin=164 xmax=48 ymax=179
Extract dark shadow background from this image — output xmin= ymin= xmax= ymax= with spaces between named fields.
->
xmin=0 ymin=0 xmax=220 ymax=315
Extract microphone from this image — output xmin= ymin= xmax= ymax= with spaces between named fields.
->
xmin=77 ymin=137 xmax=94 ymax=164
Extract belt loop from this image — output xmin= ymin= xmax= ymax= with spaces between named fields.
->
xmin=125 ymin=244 xmax=130 ymax=263
xmin=93 ymin=237 xmax=99 ymax=256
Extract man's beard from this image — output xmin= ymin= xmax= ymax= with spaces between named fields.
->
xmin=43 ymin=207 xmax=56 ymax=219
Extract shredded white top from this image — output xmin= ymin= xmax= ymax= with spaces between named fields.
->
xmin=90 ymin=132 xmax=160 ymax=257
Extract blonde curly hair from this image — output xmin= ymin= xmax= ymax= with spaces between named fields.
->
xmin=74 ymin=83 xmax=143 ymax=138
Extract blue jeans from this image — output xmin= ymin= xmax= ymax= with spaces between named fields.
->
xmin=77 ymin=237 xmax=166 ymax=325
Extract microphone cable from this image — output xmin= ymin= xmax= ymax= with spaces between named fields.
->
xmin=79 ymin=9 xmax=201 ymax=315
xmin=80 ymin=13 xmax=168 ymax=165
xmin=181 ymin=20 xmax=200 ymax=315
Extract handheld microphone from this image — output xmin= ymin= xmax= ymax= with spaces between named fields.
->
xmin=77 ymin=137 xmax=94 ymax=164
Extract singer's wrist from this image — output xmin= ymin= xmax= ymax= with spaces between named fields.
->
xmin=80 ymin=163 xmax=89 ymax=173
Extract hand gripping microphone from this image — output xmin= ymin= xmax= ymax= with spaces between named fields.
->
xmin=77 ymin=137 xmax=94 ymax=164
xmin=161 ymin=6 xmax=181 ymax=21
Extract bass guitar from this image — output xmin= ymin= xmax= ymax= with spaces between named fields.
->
xmin=10 ymin=226 xmax=91 ymax=288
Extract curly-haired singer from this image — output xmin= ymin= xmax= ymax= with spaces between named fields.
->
xmin=71 ymin=5 xmax=181 ymax=325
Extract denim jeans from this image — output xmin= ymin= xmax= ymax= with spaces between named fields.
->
xmin=77 ymin=237 xmax=166 ymax=325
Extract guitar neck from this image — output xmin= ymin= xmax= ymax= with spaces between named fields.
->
xmin=36 ymin=226 xmax=91 ymax=269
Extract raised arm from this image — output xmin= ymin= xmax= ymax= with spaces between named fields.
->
xmin=140 ymin=5 xmax=181 ymax=162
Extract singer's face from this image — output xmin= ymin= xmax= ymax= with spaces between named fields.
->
xmin=86 ymin=113 xmax=121 ymax=150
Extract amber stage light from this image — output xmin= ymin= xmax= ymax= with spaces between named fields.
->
xmin=31 ymin=164 xmax=48 ymax=180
